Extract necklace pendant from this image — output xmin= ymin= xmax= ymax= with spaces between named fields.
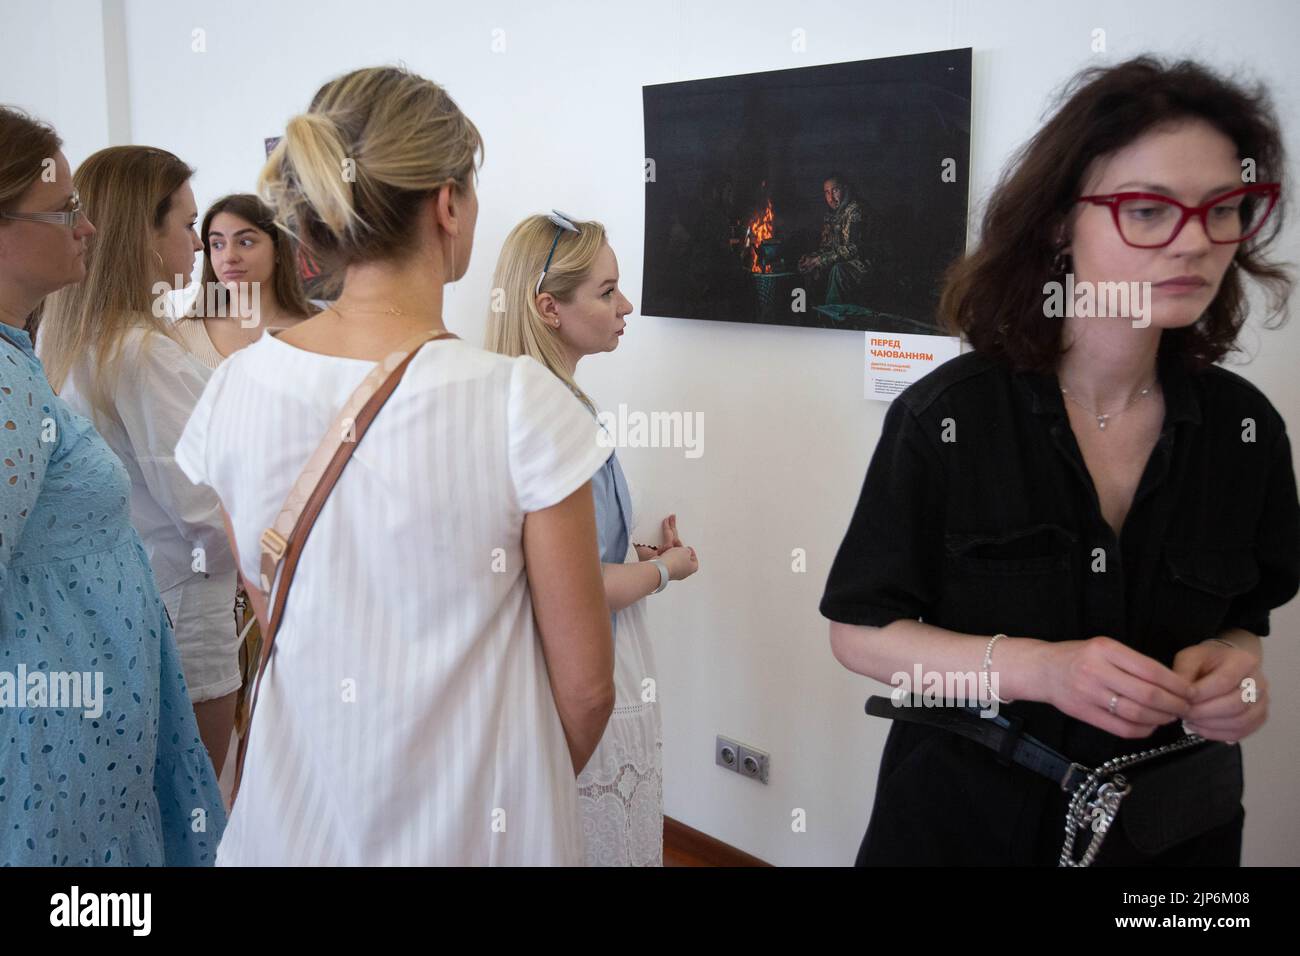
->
xmin=1097 ymin=415 xmax=1108 ymax=430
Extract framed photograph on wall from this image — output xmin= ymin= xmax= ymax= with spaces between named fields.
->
xmin=641 ymin=48 xmax=972 ymax=336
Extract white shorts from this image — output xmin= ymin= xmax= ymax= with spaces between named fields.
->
xmin=160 ymin=570 xmax=242 ymax=703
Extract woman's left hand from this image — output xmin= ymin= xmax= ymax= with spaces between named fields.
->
xmin=660 ymin=514 xmax=682 ymax=551
xmin=634 ymin=514 xmax=682 ymax=561
xmin=1173 ymin=640 xmax=1269 ymax=743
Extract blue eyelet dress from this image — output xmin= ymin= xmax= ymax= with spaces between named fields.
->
xmin=0 ymin=322 xmax=226 ymax=865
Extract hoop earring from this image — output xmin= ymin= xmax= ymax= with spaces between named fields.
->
xmin=153 ymin=249 xmax=165 ymax=270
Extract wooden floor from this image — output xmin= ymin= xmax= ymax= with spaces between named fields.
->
xmin=663 ymin=816 xmax=770 ymax=866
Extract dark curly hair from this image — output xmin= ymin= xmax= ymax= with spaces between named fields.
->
xmin=940 ymin=55 xmax=1291 ymax=371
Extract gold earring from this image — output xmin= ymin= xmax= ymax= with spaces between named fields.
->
xmin=153 ymin=249 xmax=165 ymax=269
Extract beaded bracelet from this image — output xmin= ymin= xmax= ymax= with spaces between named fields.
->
xmin=982 ymin=633 xmax=1016 ymax=705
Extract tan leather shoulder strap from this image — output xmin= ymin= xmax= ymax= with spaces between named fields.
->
xmin=232 ymin=328 xmax=459 ymax=802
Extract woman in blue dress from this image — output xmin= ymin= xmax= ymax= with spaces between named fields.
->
xmin=0 ymin=107 xmax=225 ymax=865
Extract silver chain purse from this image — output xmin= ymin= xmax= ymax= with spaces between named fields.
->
xmin=1059 ymin=733 xmax=1207 ymax=867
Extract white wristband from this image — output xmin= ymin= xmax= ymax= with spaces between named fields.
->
xmin=650 ymin=558 xmax=669 ymax=594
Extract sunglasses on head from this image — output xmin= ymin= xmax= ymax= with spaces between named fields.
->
xmin=535 ymin=209 xmax=580 ymax=295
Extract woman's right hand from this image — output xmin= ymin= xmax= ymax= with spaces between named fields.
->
xmin=658 ymin=545 xmax=699 ymax=582
xmin=523 ymin=481 xmax=615 ymax=774
xmin=1041 ymin=636 xmax=1193 ymax=739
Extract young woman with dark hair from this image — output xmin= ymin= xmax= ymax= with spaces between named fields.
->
xmin=176 ymin=193 xmax=318 ymax=764
xmin=180 ymin=193 xmax=315 ymax=363
xmin=821 ymin=56 xmax=1298 ymax=866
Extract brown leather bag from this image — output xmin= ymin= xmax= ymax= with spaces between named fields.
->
xmin=232 ymin=328 xmax=459 ymax=803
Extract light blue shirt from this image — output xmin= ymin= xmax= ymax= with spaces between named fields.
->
xmin=583 ymin=398 xmax=632 ymax=640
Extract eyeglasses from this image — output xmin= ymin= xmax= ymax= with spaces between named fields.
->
xmin=535 ymin=209 xmax=580 ymax=295
xmin=1076 ymin=183 xmax=1280 ymax=249
xmin=0 ymin=189 xmax=86 ymax=229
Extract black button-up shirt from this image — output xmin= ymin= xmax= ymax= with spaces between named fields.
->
xmin=820 ymin=347 xmax=1299 ymax=863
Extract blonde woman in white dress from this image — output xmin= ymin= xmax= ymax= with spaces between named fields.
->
xmin=175 ymin=67 xmax=615 ymax=865
xmin=487 ymin=212 xmax=701 ymax=865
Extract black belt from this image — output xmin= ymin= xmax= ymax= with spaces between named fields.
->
xmin=865 ymin=695 xmax=1091 ymax=793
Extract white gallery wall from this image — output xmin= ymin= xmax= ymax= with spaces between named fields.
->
xmin=3 ymin=0 xmax=1297 ymax=865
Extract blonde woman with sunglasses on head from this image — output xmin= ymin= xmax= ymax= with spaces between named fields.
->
xmin=487 ymin=212 xmax=701 ymax=866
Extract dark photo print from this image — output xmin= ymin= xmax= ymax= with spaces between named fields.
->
xmin=643 ymin=48 xmax=971 ymax=333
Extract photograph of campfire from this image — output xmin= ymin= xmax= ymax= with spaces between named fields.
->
xmin=642 ymin=48 xmax=970 ymax=334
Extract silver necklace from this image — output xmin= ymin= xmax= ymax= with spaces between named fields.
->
xmin=1059 ymin=380 xmax=1155 ymax=430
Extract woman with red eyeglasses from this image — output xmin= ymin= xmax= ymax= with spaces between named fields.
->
xmin=821 ymin=56 xmax=1297 ymax=865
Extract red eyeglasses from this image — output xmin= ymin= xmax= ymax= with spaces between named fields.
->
xmin=1076 ymin=183 xmax=1280 ymax=249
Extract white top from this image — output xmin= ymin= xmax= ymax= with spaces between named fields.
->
xmin=60 ymin=326 xmax=237 ymax=591
xmin=59 ymin=325 xmax=239 ymax=700
xmin=175 ymin=332 xmax=612 ymax=865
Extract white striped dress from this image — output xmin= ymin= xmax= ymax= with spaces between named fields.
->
xmin=175 ymin=332 xmax=611 ymax=865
